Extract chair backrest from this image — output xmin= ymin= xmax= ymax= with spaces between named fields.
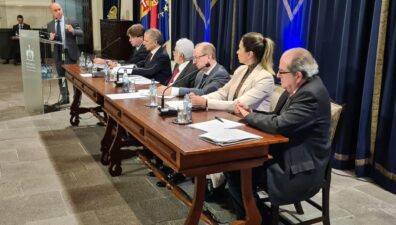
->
xmin=270 ymin=85 xmax=285 ymax=112
xmin=329 ymin=102 xmax=344 ymax=146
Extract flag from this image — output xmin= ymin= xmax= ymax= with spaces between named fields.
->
xmin=158 ymin=0 xmax=170 ymax=43
xmin=140 ymin=0 xmax=150 ymax=29
xmin=150 ymin=0 xmax=159 ymax=28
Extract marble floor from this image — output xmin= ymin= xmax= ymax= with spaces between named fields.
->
xmin=0 ymin=62 xmax=395 ymax=225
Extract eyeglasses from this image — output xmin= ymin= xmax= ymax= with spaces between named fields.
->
xmin=277 ymin=71 xmax=293 ymax=75
xmin=193 ymin=54 xmax=207 ymax=60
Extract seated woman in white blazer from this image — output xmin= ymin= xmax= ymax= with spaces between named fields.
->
xmin=190 ymin=32 xmax=276 ymax=201
xmin=191 ymin=32 xmax=275 ymax=112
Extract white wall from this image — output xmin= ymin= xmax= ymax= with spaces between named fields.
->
xmin=120 ymin=0 xmax=132 ymax=20
xmin=91 ymin=0 xmax=103 ymax=52
xmin=1 ymin=0 xmax=52 ymax=28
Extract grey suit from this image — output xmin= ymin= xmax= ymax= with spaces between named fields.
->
xmin=227 ymin=75 xmax=331 ymax=219
xmin=177 ymin=63 xmax=230 ymax=96
xmin=47 ymin=17 xmax=83 ymax=102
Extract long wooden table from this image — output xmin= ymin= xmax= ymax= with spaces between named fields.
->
xmin=64 ymin=64 xmax=288 ymax=225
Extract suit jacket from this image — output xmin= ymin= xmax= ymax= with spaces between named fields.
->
xmin=128 ymin=44 xmax=149 ymax=67
xmin=168 ymin=61 xmax=198 ymax=88
xmin=178 ymin=63 xmax=230 ymax=96
xmin=205 ymin=64 xmax=274 ymax=112
xmin=47 ymin=17 xmax=83 ymax=61
xmin=245 ymin=75 xmax=331 ymax=205
xmin=12 ymin=23 xmax=30 ymax=35
xmin=132 ymin=46 xmax=172 ymax=85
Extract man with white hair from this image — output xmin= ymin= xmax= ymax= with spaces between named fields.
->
xmin=229 ymin=47 xmax=331 ymax=220
xmin=165 ymin=38 xmax=198 ymax=87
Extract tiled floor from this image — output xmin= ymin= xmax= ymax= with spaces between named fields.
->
xmin=0 ymin=62 xmax=395 ymax=225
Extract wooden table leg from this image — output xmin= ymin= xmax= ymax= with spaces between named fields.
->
xmin=231 ymin=168 xmax=262 ymax=225
xmin=69 ymin=86 xmax=82 ymax=126
xmin=184 ymin=175 xmax=206 ymax=225
xmin=108 ymin=124 xmax=126 ymax=176
xmin=100 ymin=116 xmax=116 ymax=165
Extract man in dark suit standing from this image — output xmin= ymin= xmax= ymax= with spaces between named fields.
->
xmin=94 ymin=23 xmax=148 ymax=68
xmin=131 ymin=28 xmax=171 ymax=85
xmin=3 ymin=15 xmax=30 ymax=65
xmin=47 ymin=2 xmax=83 ymax=105
xmin=229 ymin=48 xmax=331 ymax=220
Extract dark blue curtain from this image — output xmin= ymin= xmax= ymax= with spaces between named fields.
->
xmin=372 ymin=0 xmax=396 ymax=193
xmin=171 ymin=0 xmax=396 ymax=193
xmin=171 ymin=0 xmax=210 ymax=47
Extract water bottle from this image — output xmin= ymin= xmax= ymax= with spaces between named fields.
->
xmin=183 ymin=94 xmax=192 ymax=122
xmin=85 ymin=56 xmax=93 ymax=73
xmin=122 ymin=69 xmax=129 ymax=93
xmin=104 ymin=64 xmax=110 ymax=82
xmin=148 ymin=79 xmax=158 ymax=107
xmin=129 ymin=79 xmax=136 ymax=93
xmin=78 ymin=52 xmax=85 ymax=69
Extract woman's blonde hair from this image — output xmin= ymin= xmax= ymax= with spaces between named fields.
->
xmin=241 ymin=32 xmax=275 ymax=75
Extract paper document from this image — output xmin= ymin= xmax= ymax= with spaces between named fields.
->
xmin=106 ymin=92 xmax=144 ymax=100
xmin=128 ymin=75 xmax=158 ymax=85
xmin=200 ymin=128 xmax=262 ymax=146
xmin=165 ymin=100 xmax=184 ymax=109
xmin=80 ymin=73 xmax=92 ymax=77
xmin=188 ymin=118 xmax=244 ymax=132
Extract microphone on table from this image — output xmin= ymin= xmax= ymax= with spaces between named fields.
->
xmin=158 ymin=63 xmax=210 ymax=116
xmin=100 ymin=37 xmax=121 ymax=58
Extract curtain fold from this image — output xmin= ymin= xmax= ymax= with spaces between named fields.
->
xmin=373 ymin=0 xmax=396 ymax=193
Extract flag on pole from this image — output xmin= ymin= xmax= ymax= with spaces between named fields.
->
xmin=158 ymin=0 xmax=170 ymax=43
xmin=140 ymin=0 xmax=150 ymax=29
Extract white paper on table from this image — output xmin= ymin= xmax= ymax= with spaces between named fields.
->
xmin=128 ymin=75 xmax=158 ymax=85
xmin=106 ymin=92 xmax=145 ymax=100
xmin=199 ymin=128 xmax=262 ymax=146
xmin=165 ymin=100 xmax=184 ymax=109
xmin=80 ymin=73 xmax=92 ymax=77
xmin=188 ymin=118 xmax=244 ymax=132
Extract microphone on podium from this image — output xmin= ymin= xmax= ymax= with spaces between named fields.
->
xmin=158 ymin=63 xmax=210 ymax=116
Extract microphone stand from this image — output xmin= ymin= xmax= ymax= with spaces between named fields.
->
xmin=158 ymin=63 xmax=210 ymax=116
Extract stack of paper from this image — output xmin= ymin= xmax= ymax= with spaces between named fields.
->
xmin=199 ymin=128 xmax=262 ymax=146
xmin=188 ymin=118 xmax=244 ymax=132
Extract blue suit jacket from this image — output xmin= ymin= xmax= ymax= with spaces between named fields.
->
xmin=178 ymin=63 xmax=230 ymax=96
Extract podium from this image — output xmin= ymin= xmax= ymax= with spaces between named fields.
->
xmin=18 ymin=30 xmax=63 ymax=113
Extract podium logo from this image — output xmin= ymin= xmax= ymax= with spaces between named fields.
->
xmin=26 ymin=45 xmax=34 ymax=62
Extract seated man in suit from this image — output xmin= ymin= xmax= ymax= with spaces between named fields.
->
xmin=131 ymin=28 xmax=171 ymax=85
xmin=94 ymin=24 xmax=148 ymax=68
xmin=158 ymin=42 xmax=230 ymax=96
xmin=229 ymin=48 xmax=331 ymax=220
xmin=3 ymin=15 xmax=30 ymax=65
xmin=158 ymin=38 xmax=198 ymax=90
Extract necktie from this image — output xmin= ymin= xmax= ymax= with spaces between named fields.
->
xmin=19 ymin=24 xmax=21 ymax=29
xmin=167 ymin=68 xmax=179 ymax=85
xmin=56 ymin=20 xmax=62 ymax=41
xmin=198 ymin=74 xmax=208 ymax=88
xmin=56 ymin=20 xmax=62 ymax=60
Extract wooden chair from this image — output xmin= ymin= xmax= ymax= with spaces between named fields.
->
xmin=264 ymin=101 xmax=344 ymax=225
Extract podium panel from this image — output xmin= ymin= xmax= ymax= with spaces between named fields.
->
xmin=19 ymin=30 xmax=43 ymax=113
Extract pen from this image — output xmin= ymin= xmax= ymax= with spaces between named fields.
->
xmin=215 ymin=116 xmax=224 ymax=123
